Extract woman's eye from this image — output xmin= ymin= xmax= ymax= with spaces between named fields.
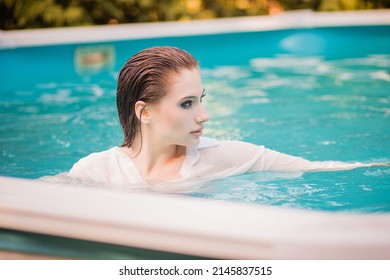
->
xmin=181 ymin=100 xmax=192 ymax=109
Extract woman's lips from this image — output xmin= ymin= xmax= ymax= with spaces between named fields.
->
xmin=191 ymin=128 xmax=203 ymax=137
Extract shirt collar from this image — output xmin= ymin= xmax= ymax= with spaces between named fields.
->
xmin=180 ymin=137 xmax=219 ymax=176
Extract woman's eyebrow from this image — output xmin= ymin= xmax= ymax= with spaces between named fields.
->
xmin=180 ymin=89 xmax=205 ymax=100
xmin=180 ymin=96 xmax=197 ymax=100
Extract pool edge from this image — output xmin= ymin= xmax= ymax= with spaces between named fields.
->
xmin=1 ymin=175 xmax=389 ymax=259
xmin=1 ymin=9 xmax=390 ymax=49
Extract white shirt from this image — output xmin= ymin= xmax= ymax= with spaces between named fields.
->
xmin=68 ymin=137 xmax=368 ymax=190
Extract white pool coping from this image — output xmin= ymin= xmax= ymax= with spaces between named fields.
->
xmin=1 ymin=10 xmax=390 ymax=259
xmin=1 ymin=176 xmax=390 ymax=259
xmin=1 ymin=9 xmax=390 ymax=49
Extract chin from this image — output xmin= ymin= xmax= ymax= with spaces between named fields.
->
xmin=184 ymin=137 xmax=201 ymax=147
xmin=172 ymin=135 xmax=201 ymax=148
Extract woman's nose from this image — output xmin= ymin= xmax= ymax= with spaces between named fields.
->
xmin=196 ymin=105 xmax=210 ymax=124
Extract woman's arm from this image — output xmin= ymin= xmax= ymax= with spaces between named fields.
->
xmin=255 ymin=148 xmax=390 ymax=172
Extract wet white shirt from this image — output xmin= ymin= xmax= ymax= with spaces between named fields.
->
xmin=68 ymin=137 xmax=369 ymax=189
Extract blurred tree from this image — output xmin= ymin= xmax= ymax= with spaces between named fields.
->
xmin=1 ymin=0 xmax=389 ymax=30
xmin=1 ymin=0 xmax=93 ymax=29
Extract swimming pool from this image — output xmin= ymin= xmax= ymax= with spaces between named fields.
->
xmin=1 ymin=11 xmax=389 ymax=212
xmin=1 ymin=10 xmax=390 ymax=259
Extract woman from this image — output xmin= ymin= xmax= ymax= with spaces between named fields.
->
xmin=68 ymin=46 xmax=387 ymax=188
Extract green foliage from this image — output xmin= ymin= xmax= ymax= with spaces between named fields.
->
xmin=1 ymin=0 xmax=389 ymax=30
xmin=1 ymin=0 xmax=93 ymax=29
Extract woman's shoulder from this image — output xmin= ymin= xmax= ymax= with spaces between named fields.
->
xmin=197 ymin=137 xmax=265 ymax=161
xmin=75 ymin=147 xmax=120 ymax=163
xmin=197 ymin=137 xmax=219 ymax=150
xmin=68 ymin=147 xmax=122 ymax=177
xmin=199 ymin=137 xmax=264 ymax=152
xmin=194 ymin=137 xmax=267 ymax=177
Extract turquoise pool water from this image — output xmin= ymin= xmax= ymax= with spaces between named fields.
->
xmin=1 ymin=26 xmax=389 ymax=212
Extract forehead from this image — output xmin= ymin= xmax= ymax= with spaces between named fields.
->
xmin=166 ymin=68 xmax=203 ymax=96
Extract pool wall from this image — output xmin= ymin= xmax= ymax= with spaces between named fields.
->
xmin=1 ymin=10 xmax=390 ymax=259
xmin=1 ymin=176 xmax=390 ymax=259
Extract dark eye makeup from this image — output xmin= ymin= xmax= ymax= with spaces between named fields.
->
xmin=180 ymin=89 xmax=206 ymax=109
xmin=180 ymin=100 xmax=193 ymax=109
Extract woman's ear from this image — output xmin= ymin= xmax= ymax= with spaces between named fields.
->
xmin=135 ymin=101 xmax=151 ymax=123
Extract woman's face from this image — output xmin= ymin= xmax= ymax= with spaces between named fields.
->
xmin=148 ymin=68 xmax=210 ymax=147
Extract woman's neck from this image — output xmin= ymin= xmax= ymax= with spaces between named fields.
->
xmin=122 ymin=135 xmax=186 ymax=185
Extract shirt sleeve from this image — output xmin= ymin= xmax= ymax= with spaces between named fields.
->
xmin=217 ymin=140 xmax=374 ymax=173
xmin=251 ymin=146 xmax=376 ymax=172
